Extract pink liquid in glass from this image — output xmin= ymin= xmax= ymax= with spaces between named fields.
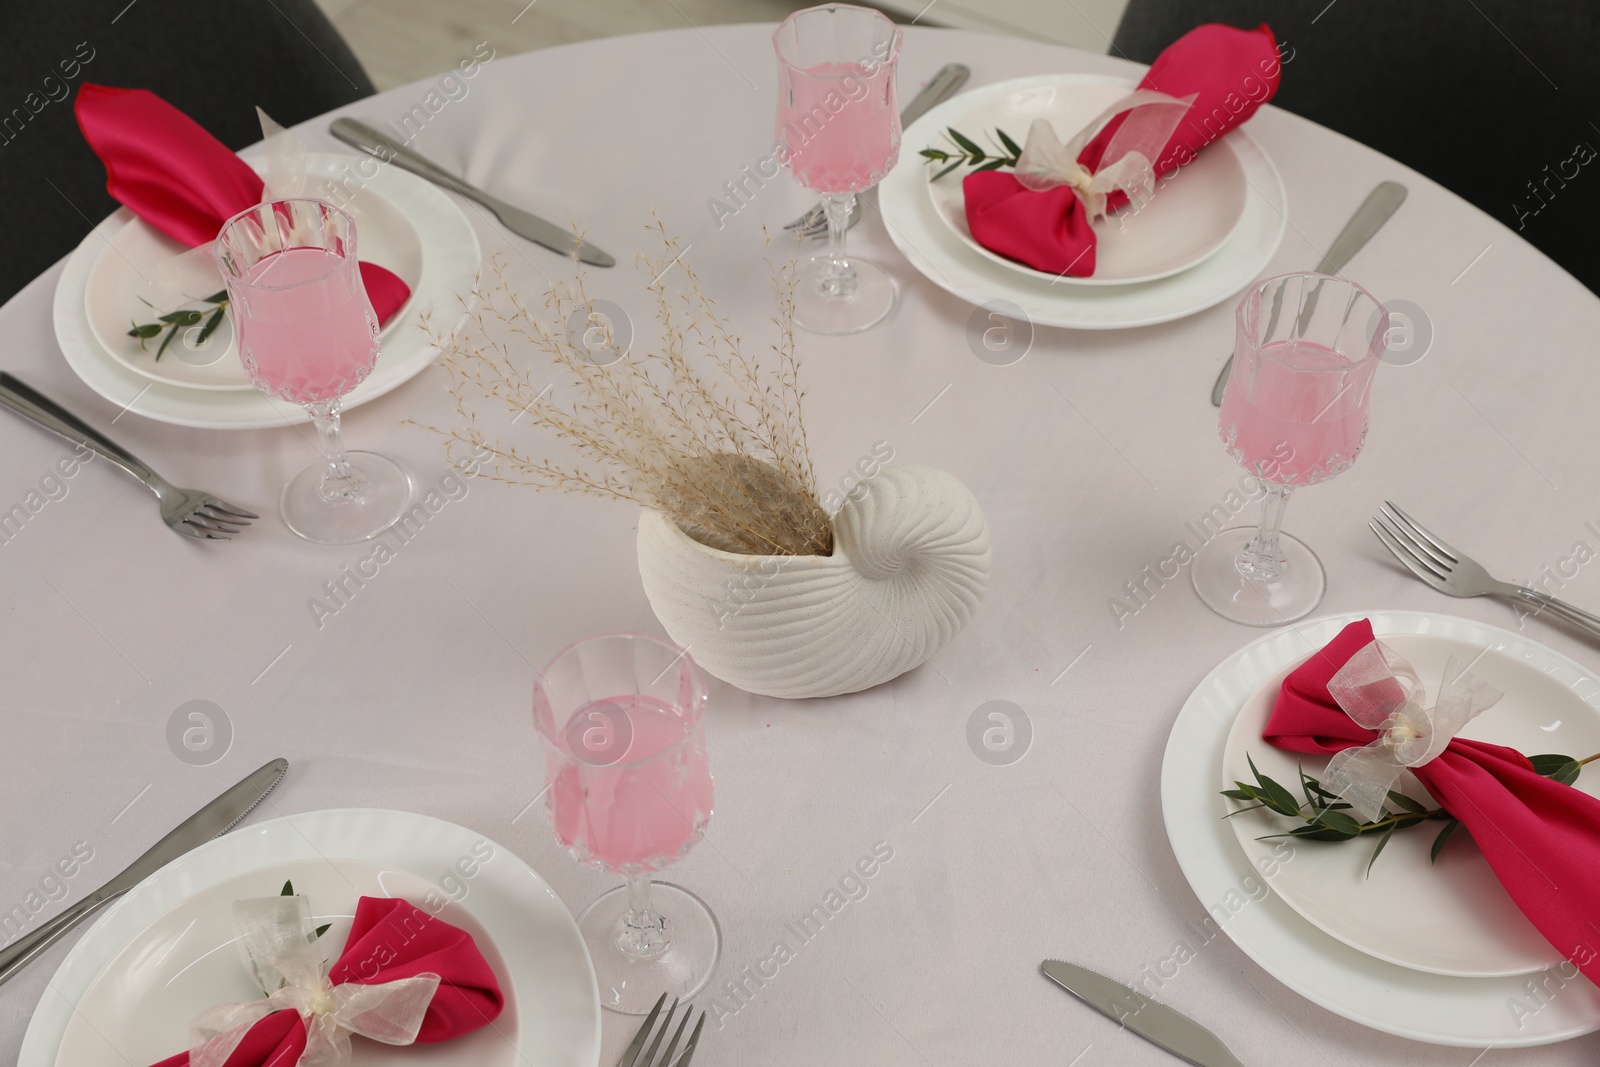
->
xmin=1220 ymin=340 xmax=1372 ymax=486
xmin=778 ymin=61 xmax=899 ymax=193
xmin=548 ymin=695 xmax=713 ymax=873
xmin=235 ymin=247 xmax=379 ymax=405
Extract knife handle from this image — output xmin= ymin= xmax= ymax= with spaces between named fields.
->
xmin=0 ymin=885 xmax=123 ymax=988
xmin=901 ymin=63 xmax=971 ymax=128
xmin=329 ymin=118 xmax=486 ymax=205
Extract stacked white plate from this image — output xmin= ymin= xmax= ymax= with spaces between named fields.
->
xmin=880 ymin=74 xmax=1287 ymax=330
xmin=1163 ymin=610 xmax=1600 ymax=1046
xmin=51 ymin=153 xmax=482 ymax=430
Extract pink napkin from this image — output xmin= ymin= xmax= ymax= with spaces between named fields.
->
xmin=147 ymin=897 xmax=504 ymax=1067
xmin=74 ymin=84 xmax=410 ymax=324
xmin=963 ymin=23 xmax=1282 ymax=276
xmin=1265 ymin=619 xmax=1600 ymax=984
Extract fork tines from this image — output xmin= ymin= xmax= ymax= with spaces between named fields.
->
xmin=620 ymin=993 xmax=707 ymax=1067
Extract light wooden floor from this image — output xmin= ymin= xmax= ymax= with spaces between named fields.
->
xmin=315 ymin=0 xmax=821 ymax=90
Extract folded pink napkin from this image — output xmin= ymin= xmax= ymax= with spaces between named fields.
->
xmin=964 ymin=23 xmax=1282 ymax=276
xmin=75 ymin=84 xmax=410 ymax=324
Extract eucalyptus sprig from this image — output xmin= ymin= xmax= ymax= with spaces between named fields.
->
xmin=920 ymin=126 xmax=1024 ymax=181
xmin=1223 ymin=751 xmax=1598 ymax=877
xmin=280 ymin=879 xmax=333 ymax=940
xmin=128 ymin=289 xmax=229 ymax=361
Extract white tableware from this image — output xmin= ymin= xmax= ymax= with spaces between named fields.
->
xmin=1162 ymin=610 xmax=1600 ymax=1047
xmin=52 ymin=153 xmax=481 ymax=429
xmin=19 ymin=808 xmax=600 ymax=1067
xmin=84 ymin=162 xmax=424 ymax=393
xmin=925 ymin=75 xmax=1247 ymax=286
xmin=880 ymin=74 xmax=1286 ymax=331
xmin=1223 ymin=630 xmax=1600 ymax=977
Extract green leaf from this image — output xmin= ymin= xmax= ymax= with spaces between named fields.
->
xmin=1220 ymin=788 xmax=1255 ymax=801
xmin=204 ymin=289 xmax=229 ymax=304
xmin=1530 ymin=753 xmax=1582 ymax=785
xmin=1385 ymin=790 xmax=1428 ymax=815
xmin=946 ymin=127 xmax=984 ymax=156
xmin=1261 ymin=825 xmax=1355 ymax=842
xmin=154 ymin=324 xmax=180 ymax=362
xmin=314 ymin=923 xmax=331 ymax=939
xmin=930 ymin=160 xmax=963 ymax=181
xmin=1430 ymin=818 xmax=1461 ymax=864
xmin=1365 ymin=822 xmax=1398 ymax=878
xmin=1552 ymin=761 xmax=1582 ymax=786
xmin=1313 ymin=808 xmax=1362 ymax=837
xmin=159 ymin=309 xmax=204 ymax=326
xmin=281 ymin=880 xmax=294 ymax=896
xmin=198 ymin=306 xmax=225 ymax=345
xmin=995 ymin=127 xmax=1023 ymax=158
xmin=127 ymin=322 xmax=162 ymax=339
xmin=1247 ymin=754 xmax=1302 ymax=818
xmin=973 ymin=157 xmax=1007 ymax=172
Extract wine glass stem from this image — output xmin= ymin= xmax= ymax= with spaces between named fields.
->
xmin=619 ymin=872 xmax=670 ymax=960
xmin=1236 ymin=482 xmax=1293 ymax=582
xmin=307 ymin=399 xmax=368 ymax=503
xmin=817 ymin=193 xmax=859 ymax=299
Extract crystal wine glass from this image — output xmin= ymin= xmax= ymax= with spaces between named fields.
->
xmin=774 ymin=4 xmax=902 ymax=334
xmin=213 ymin=198 xmax=412 ymax=545
xmin=533 ymin=633 xmax=718 ymax=1013
xmin=1192 ymin=272 xmax=1386 ymax=625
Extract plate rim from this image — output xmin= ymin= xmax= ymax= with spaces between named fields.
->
xmin=1161 ymin=608 xmax=1600 ymax=1047
xmin=17 ymin=807 xmax=601 ymax=1067
xmin=881 ymin=72 xmax=1288 ymax=330
xmin=51 ymin=152 xmax=481 ymax=430
xmin=923 ymin=73 xmax=1248 ymax=287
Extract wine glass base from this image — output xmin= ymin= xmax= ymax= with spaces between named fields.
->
xmin=280 ymin=451 xmax=413 ymax=545
xmin=578 ymin=881 xmax=721 ymax=1014
xmin=792 ymin=254 xmax=896 ymax=335
xmin=1191 ymin=527 xmax=1326 ymax=626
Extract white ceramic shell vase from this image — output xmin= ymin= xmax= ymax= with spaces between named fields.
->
xmin=636 ymin=464 xmax=991 ymax=699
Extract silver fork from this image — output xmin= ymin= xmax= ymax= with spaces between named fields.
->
xmin=0 ymin=373 xmax=257 ymax=540
xmin=619 ymin=994 xmax=705 ymax=1067
xmin=1371 ymin=500 xmax=1600 ymax=641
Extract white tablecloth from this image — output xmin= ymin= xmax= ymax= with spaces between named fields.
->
xmin=3 ymin=23 xmax=1599 ymax=1066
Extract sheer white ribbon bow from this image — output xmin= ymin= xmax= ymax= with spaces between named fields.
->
xmin=185 ymin=895 xmax=440 ymax=1067
xmin=1011 ymin=90 xmax=1195 ymax=228
xmin=1323 ymin=641 xmax=1504 ymax=821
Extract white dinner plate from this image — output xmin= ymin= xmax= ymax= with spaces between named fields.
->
xmin=925 ymin=75 xmax=1247 ymax=286
xmin=84 ymin=157 xmax=425 ymax=392
xmin=52 ymin=153 xmax=481 ymax=429
xmin=1162 ymin=610 xmax=1600 ymax=1047
xmin=1222 ymin=630 xmax=1600 ymax=977
xmin=18 ymin=809 xmax=600 ymax=1067
xmin=880 ymin=74 xmax=1286 ymax=330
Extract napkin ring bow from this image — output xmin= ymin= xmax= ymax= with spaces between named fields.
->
xmin=1011 ymin=89 xmax=1196 ymax=225
xmin=1323 ymin=640 xmax=1504 ymax=821
xmin=187 ymin=895 xmax=440 ymax=1067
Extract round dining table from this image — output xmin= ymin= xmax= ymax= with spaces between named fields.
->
xmin=4 ymin=21 xmax=1600 ymax=1067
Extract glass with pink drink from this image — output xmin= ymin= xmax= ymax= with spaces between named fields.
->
xmin=214 ymin=198 xmax=411 ymax=544
xmin=534 ymin=633 xmax=718 ymax=1013
xmin=1192 ymin=273 xmax=1387 ymax=625
xmin=774 ymin=5 xmax=901 ymax=334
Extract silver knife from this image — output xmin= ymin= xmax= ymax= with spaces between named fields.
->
xmin=0 ymin=757 xmax=288 ymax=986
xmin=1042 ymin=959 xmax=1249 ymax=1067
xmin=1211 ymin=180 xmax=1408 ymax=405
xmin=328 ymin=117 xmax=615 ymax=267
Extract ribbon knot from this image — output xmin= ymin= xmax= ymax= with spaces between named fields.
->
xmin=1323 ymin=641 xmax=1504 ymax=821
xmin=186 ymin=895 xmax=441 ymax=1067
xmin=1011 ymin=90 xmax=1196 ymax=227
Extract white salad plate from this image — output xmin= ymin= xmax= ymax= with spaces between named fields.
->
xmin=1163 ymin=610 xmax=1600 ymax=1047
xmin=925 ymin=75 xmax=1248 ymax=286
xmin=881 ymin=73 xmax=1286 ymax=330
xmin=52 ymin=152 xmax=480 ymax=429
xmin=18 ymin=808 xmax=600 ymax=1067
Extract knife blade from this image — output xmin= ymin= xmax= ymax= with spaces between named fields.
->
xmin=0 ymin=757 xmax=289 ymax=987
xmin=328 ymin=117 xmax=615 ymax=267
xmin=1210 ymin=180 xmax=1408 ymax=406
xmin=1042 ymin=959 xmax=1249 ymax=1067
